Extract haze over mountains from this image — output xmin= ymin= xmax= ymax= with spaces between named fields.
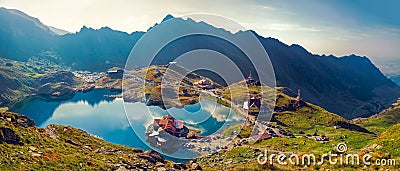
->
xmin=0 ymin=7 xmax=399 ymax=119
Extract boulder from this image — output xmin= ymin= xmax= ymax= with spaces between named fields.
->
xmin=186 ymin=130 xmax=199 ymax=139
xmin=0 ymin=127 xmax=24 ymax=145
xmin=136 ymin=150 xmax=164 ymax=164
xmin=190 ymin=162 xmax=202 ymax=170
xmin=144 ymin=150 xmax=165 ymax=163
xmin=131 ymin=148 xmax=144 ymax=153
xmin=172 ymin=162 xmax=187 ymax=170
xmin=65 ymin=139 xmax=80 ymax=146
xmin=2 ymin=113 xmax=35 ymax=128
xmin=15 ymin=116 xmax=35 ymax=128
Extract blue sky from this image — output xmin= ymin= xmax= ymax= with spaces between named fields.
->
xmin=1 ymin=0 xmax=399 ymax=73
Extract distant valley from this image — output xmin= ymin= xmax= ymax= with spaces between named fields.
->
xmin=387 ymin=74 xmax=400 ymax=86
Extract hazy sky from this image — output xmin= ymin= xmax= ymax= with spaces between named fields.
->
xmin=1 ymin=0 xmax=399 ymax=72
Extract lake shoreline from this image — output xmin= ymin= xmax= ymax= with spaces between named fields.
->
xmin=9 ymin=88 xmax=243 ymax=160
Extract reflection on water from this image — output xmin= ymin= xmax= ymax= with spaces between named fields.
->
xmin=11 ymin=89 xmax=121 ymax=126
xmin=11 ymin=89 xmax=243 ymax=159
xmin=11 ymin=89 xmax=148 ymax=150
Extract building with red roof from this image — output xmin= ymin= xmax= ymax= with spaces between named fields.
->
xmin=154 ymin=115 xmax=185 ymax=137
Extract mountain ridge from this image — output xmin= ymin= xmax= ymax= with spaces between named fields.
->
xmin=0 ymin=7 xmax=399 ymax=118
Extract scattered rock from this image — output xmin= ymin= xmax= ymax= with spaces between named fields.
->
xmin=136 ymin=150 xmax=164 ymax=164
xmin=156 ymin=162 xmax=164 ymax=167
xmin=186 ymin=130 xmax=200 ymax=139
xmin=65 ymin=139 xmax=80 ymax=146
xmin=28 ymin=146 xmax=37 ymax=151
xmin=115 ymin=166 xmax=129 ymax=171
xmin=157 ymin=167 xmax=166 ymax=171
xmin=94 ymin=147 xmax=118 ymax=153
xmin=131 ymin=148 xmax=143 ymax=153
xmin=133 ymin=163 xmax=145 ymax=169
xmin=83 ymin=145 xmax=91 ymax=150
xmin=44 ymin=125 xmax=58 ymax=139
xmin=1 ymin=113 xmax=35 ymax=128
xmin=190 ymin=162 xmax=202 ymax=170
xmin=0 ymin=127 xmax=24 ymax=145
xmin=369 ymin=143 xmax=384 ymax=150
xmin=16 ymin=117 xmax=35 ymax=128
xmin=144 ymin=150 xmax=164 ymax=163
xmin=31 ymin=153 xmax=41 ymax=157
xmin=172 ymin=162 xmax=187 ymax=170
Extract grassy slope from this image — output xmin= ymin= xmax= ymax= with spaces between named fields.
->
xmin=0 ymin=57 xmax=79 ymax=106
xmin=0 ymin=112 xmax=174 ymax=170
xmin=199 ymin=89 xmax=382 ymax=170
xmin=355 ymin=107 xmax=400 ymax=164
xmin=364 ymin=123 xmax=400 ymax=158
xmin=268 ymin=92 xmax=376 ymax=153
xmin=0 ymin=64 xmax=35 ymax=105
xmin=355 ymin=108 xmax=400 ymax=134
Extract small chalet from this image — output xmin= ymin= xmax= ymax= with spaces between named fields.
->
xmin=107 ymin=68 xmax=124 ymax=79
xmin=154 ymin=115 xmax=185 ymax=137
xmin=251 ymin=132 xmax=271 ymax=142
xmin=245 ymin=97 xmax=261 ymax=116
xmin=194 ymin=78 xmax=212 ymax=89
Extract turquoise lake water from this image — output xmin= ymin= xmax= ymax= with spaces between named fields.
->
xmin=11 ymin=89 xmax=242 ymax=159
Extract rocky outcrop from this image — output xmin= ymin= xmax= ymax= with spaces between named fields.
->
xmin=0 ymin=127 xmax=23 ymax=145
xmin=0 ymin=112 xmax=34 ymax=145
xmin=172 ymin=163 xmax=187 ymax=170
xmin=37 ymin=82 xmax=74 ymax=97
xmin=186 ymin=130 xmax=200 ymax=139
xmin=65 ymin=139 xmax=80 ymax=146
xmin=190 ymin=162 xmax=202 ymax=170
xmin=35 ymin=71 xmax=77 ymax=98
xmin=135 ymin=150 xmax=165 ymax=164
xmin=0 ymin=112 xmax=191 ymax=170
xmin=0 ymin=112 xmax=35 ymax=128
xmin=35 ymin=71 xmax=76 ymax=86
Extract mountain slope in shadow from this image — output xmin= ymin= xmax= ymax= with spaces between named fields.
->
xmin=0 ymin=8 xmax=399 ymax=118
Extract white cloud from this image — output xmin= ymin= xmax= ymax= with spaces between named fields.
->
xmin=262 ymin=23 xmax=320 ymax=32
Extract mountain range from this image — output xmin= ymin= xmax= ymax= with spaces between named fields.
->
xmin=0 ymin=7 xmax=399 ymax=119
